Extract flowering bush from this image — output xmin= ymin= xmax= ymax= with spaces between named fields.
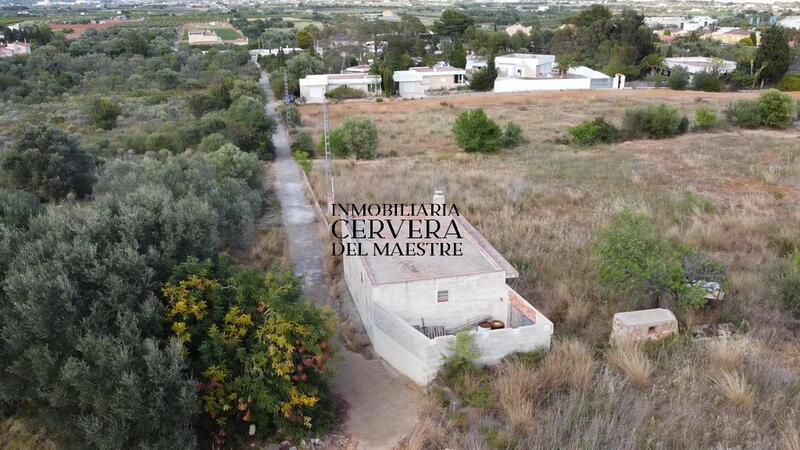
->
xmin=163 ymin=255 xmax=336 ymax=445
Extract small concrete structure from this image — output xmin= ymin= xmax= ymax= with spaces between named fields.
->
xmin=299 ymin=73 xmax=382 ymax=103
xmin=341 ymin=195 xmax=553 ymax=385
xmin=610 ymin=308 xmax=678 ymax=345
xmin=392 ymin=66 xmax=466 ymax=99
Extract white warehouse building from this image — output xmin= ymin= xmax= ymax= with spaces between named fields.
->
xmin=299 ymin=73 xmax=382 ymax=104
xmin=341 ymin=196 xmax=553 ymax=385
xmin=492 ymin=53 xmax=618 ymax=93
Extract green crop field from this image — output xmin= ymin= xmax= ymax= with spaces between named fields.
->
xmin=213 ymin=28 xmax=241 ymax=40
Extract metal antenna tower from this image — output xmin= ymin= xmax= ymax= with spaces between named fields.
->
xmin=322 ymin=98 xmax=335 ymax=214
xmin=283 ymin=71 xmax=289 ymax=104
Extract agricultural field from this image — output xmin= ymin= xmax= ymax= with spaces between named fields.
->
xmin=297 ymin=89 xmax=800 ymax=448
xmin=212 ymin=27 xmax=242 ymax=40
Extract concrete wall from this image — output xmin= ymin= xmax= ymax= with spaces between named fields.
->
xmin=422 ymin=74 xmax=461 ymax=91
xmin=300 ymin=81 xmax=377 ymax=104
xmin=494 ymin=76 xmax=591 ymax=93
xmin=398 ymin=80 xmax=424 ymax=99
xmin=373 ymin=271 xmax=508 ymax=331
xmin=342 ymin=248 xmax=553 ymax=385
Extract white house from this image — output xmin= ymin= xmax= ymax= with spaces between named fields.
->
xmin=644 ymin=16 xmax=717 ymax=32
xmin=683 ymin=16 xmax=717 ymax=32
xmin=492 ymin=54 xmax=615 ymax=92
xmin=0 ymin=42 xmax=30 ymax=58
xmin=299 ymin=73 xmax=382 ymax=103
xmin=495 ymin=53 xmax=555 ymax=78
xmin=664 ymin=57 xmax=736 ymax=75
xmin=340 ymin=196 xmax=553 ymax=385
xmin=392 ymin=66 xmax=466 ymax=99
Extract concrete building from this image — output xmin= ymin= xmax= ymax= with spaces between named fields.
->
xmin=664 ymin=56 xmax=736 ymax=75
xmin=610 ymin=309 xmax=678 ymax=345
xmin=493 ymin=54 xmax=615 ymax=92
xmin=0 ymin=42 xmax=30 ymax=58
xmin=392 ymin=66 xmax=466 ymax=99
xmin=341 ymin=197 xmax=553 ymax=385
xmin=495 ymin=53 xmax=555 ymax=78
xmin=299 ymin=73 xmax=382 ymax=103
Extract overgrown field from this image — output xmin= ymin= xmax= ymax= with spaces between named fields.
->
xmin=298 ymin=90 xmax=800 ymax=448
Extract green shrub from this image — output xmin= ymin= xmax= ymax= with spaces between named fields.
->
xmin=730 ymin=70 xmax=755 ymax=90
xmin=764 ymin=254 xmax=800 ymax=318
xmin=1 ymin=125 xmax=96 ymax=202
xmin=291 ymin=130 xmax=315 ymax=156
xmin=85 ymin=96 xmax=122 ymax=130
xmin=293 ymin=150 xmax=312 ymax=173
xmin=281 ymin=104 xmax=302 ymax=127
xmin=694 ymin=107 xmax=719 ymax=130
xmin=757 ymin=89 xmax=794 ymax=129
xmin=325 ymin=85 xmax=366 ymax=100
xmin=692 ymin=71 xmax=725 ymax=92
xmin=668 ymin=66 xmax=690 ymax=90
xmin=622 ymin=104 xmax=689 ymax=139
xmin=777 ymin=73 xmax=800 ymax=91
xmin=469 ymin=66 xmax=497 ymax=92
xmin=591 ymin=211 xmax=706 ymax=309
xmin=328 ymin=118 xmax=378 ymax=159
xmin=197 ymin=133 xmax=228 ymax=153
xmin=440 ymin=330 xmax=480 ymax=381
xmin=451 ymin=108 xmax=501 ymax=153
xmin=644 ymin=73 xmax=667 ymax=87
xmin=568 ymin=117 xmax=622 ymax=146
xmin=500 ymin=122 xmax=523 ymax=148
xmin=724 ymin=99 xmax=761 ymax=128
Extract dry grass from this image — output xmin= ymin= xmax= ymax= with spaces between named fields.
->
xmin=246 ymin=226 xmax=287 ymax=271
xmin=608 ymin=343 xmax=653 ymax=389
xmin=706 ymin=337 xmax=748 ymax=371
xmin=302 ymin=90 xmax=800 ymax=448
xmin=782 ymin=422 xmax=800 ymax=450
xmin=395 ymin=398 xmax=450 ymax=450
xmin=539 ymin=339 xmax=595 ymax=390
xmin=711 ymin=370 xmax=755 ymax=409
xmin=0 ymin=418 xmax=58 ymax=450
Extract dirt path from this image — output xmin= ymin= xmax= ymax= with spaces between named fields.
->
xmin=259 ymin=72 xmax=422 ymax=450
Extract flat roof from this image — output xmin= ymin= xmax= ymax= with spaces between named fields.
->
xmin=409 ymin=66 xmax=465 ymax=74
xmin=613 ymin=308 xmax=676 ymax=326
xmin=348 ymin=214 xmax=518 ymax=285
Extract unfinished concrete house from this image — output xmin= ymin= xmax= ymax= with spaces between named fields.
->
xmin=610 ymin=308 xmax=678 ymax=345
xmin=341 ymin=197 xmax=553 ymax=385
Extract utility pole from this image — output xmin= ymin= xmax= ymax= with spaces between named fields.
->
xmin=322 ymin=98 xmax=334 ymax=214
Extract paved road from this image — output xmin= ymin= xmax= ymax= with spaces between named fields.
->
xmin=259 ymin=72 xmax=422 ymax=450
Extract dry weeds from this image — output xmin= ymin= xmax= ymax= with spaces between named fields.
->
xmin=710 ymin=370 xmax=755 ymax=409
xmin=608 ymin=343 xmax=653 ymax=389
xmin=539 ymin=339 xmax=595 ymax=390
